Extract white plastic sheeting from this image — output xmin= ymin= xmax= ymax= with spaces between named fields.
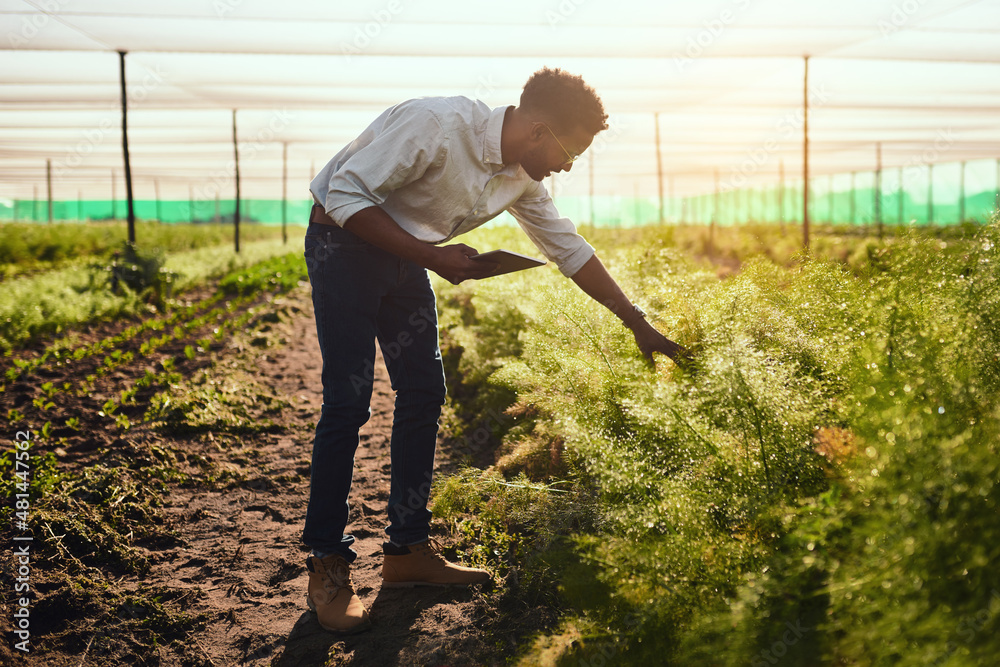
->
xmin=1 ymin=0 xmax=998 ymax=207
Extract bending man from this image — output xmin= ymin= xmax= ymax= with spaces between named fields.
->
xmin=302 ymin=67 xmax=687 ymax=634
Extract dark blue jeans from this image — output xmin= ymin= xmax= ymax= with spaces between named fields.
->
xmin=302 ymin=221 xmax=446 ymax=563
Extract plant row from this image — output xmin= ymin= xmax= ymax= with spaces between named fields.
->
xmin=2 ymin=252 xmax=308 ymax=438
xmin=431 ymin=216 xmax=1000 ymax=666
xmin=0 ymin=220 xmax=291 ymax=277
xmin=0 ymin=237 xmax=301 ymax=353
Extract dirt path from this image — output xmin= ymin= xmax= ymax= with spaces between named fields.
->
xmin=1 ymin=284 xmax=509 ymax=666
xmin=142 ymin=291 xmax=498 ymax=667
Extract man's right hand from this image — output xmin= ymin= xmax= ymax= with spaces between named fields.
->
xmin=343 ymin=208 xmax=500 ymax=284
xmin=429 ymin=244 xmax=501 ymax=284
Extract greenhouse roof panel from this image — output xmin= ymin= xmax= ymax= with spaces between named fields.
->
xmin=0 ymin=0 xmax=997 ymax=200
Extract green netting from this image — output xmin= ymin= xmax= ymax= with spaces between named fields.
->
xmin=3 ymin=159 xmax=996 ymax=227
xmin=0 ymin=198 xmax=316 ymax=225
xmin=672 ymin=157 xmax=999 ymax=226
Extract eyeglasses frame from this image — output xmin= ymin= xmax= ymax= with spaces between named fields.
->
xmin=539 ymin=122 xmax=581 ymax=165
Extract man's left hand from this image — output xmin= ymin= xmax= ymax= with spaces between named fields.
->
xmin=630 ymin=320 xmax=694 ymax=370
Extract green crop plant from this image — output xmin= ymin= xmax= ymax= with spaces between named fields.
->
xmin=119 ymin=386 xmax=138 ymax=405
xmin=672 ymin=220 xmax=1000 ymax=666
xmin=0 ymin=446 xmax=63 ymax=498
xmin=0 ymin=238 xmax=296 ymax=352
xmin=91 ymin=241 xmax=178 ymax=307
xmin=99 ymin=398 xmax=118 ymax=417
xmin=32 ymin=396 xmax=56 ymax=412
xmin=115 ymin=414 xmax=132 ymax=432
xmin=0 ymin=220 xmax=291 ymax=276
xmin=430 ymin=215 xmax=1000 ymax=665
xmin=218 ymin=251 xmax=307 ymax=296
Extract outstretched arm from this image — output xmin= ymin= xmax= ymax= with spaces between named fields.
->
xmin=570 ymin=254 xmax=691 ymax=367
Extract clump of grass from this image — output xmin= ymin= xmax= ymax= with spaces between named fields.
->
xmin=433 ymin=467 xmax=594 ymax=603
xmin=1 ymin=442 xmax=181 ymax=575
xmin=147 ymin=365 xmax=288 ymax=440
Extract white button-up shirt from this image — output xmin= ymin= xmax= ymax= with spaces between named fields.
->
xmin=309 ymin=96 xmax=595 ymax=277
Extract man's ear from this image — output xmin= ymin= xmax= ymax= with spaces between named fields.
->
xmin=528 ymin=121 xmax=547 ymax=142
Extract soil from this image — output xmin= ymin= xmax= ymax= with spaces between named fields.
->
xmin=1 ymin=286 xmax=517 ymax=667
xmin=151 ymin=293 xmax=502 ymax=667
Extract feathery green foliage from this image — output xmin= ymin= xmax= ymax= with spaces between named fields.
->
xmin=433 ymin=216 xmax=1000 ymax=665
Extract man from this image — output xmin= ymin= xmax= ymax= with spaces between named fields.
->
xmin=302 ymin=67 xmax=688 ymax=634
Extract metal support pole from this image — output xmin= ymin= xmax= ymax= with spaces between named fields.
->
xmin=46 ymin=159 xmax=53 ymax=223
xmin=282 ymin=141 xmax=289 ymax=244
xmin=995 ymin=158 xmax=1000 ymax=214
xmin=668 ymin=174 xmax=674 ymax=224
xmin=779 ymin=160 xmax=785 ymax=231
xmin=155 ymin=178 xmax=161 ymax=222
xmin=959 ymin=160 xmax=966 ymax=223
xmin=927 ymin=163 xmax=933 ymax=225
xmin=850 ymin=171 xmax=856 ymax=226
xmin=232 ymin=109 xmax=241 ymax=253
xmin=875 ymin=143 xmax=883 ymax=238
xmin=897 ymin=166 xmax=904 ymax=224
xmin=118 ymin=51 xmax=135 ymax=243
xmin=802 ymin=55 xmax=810 ymax=249
xmin=712 ymin=169 xmax=719 ymax=243
xmin=654 ymin=112 xmax=664 ymax=224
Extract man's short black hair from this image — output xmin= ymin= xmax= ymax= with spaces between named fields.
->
xmin=520 ymin=67 xmax=609 ymax=136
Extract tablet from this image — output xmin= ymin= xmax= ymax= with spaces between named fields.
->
xmin=469 ymin=249 xmax=547 ymax=278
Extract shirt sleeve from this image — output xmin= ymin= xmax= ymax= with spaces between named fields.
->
xmin=507 ymin=180 xmax=595 ymax=277
xmin=323 ymin=104 xmax=449 ymax=226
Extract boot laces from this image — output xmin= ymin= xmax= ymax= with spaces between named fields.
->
xmin=416 ymin=537 xmax=448 ymax=563
xmin=320 ymin=556 xmax=352 ymax=592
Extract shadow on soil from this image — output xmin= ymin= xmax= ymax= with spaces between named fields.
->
xmin=275 ymin=586 xmax=478 ymax=666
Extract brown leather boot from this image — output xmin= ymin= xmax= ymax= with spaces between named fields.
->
xmin=306 ymin=554 xmax=371 ymax=634
xmin=381 ymin=539 xmax=492 ymax=588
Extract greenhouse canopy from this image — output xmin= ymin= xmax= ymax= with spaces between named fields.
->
xmin=1 ymin=0 xmax=998 ymax=224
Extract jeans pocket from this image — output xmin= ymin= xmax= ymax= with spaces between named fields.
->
xmin=304 ymin=226 xmax=372 ymax=277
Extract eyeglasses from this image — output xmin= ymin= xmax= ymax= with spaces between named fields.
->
xmin=540 ymin=123 xmax=581 ymax=164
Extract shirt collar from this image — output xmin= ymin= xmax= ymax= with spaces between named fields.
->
xmin=483 ymin=105 xmax=509 ymax=166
